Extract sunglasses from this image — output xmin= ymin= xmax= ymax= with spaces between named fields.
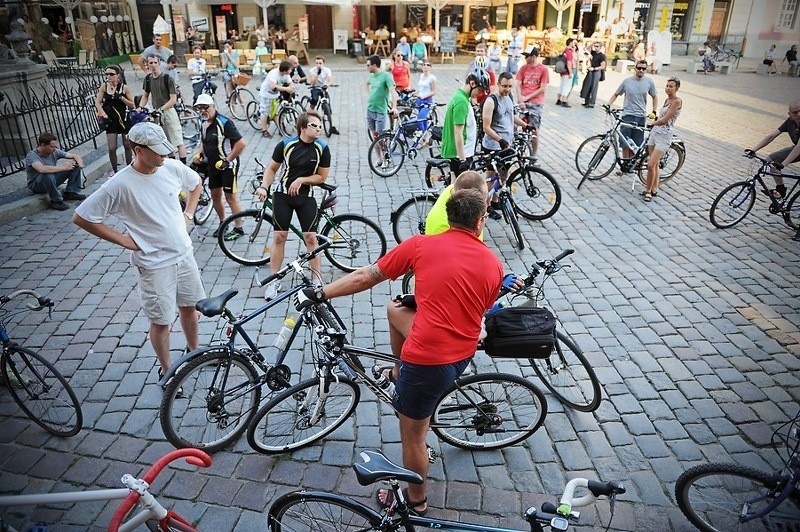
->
xmin=423 ymin=63 xmax=431 ymax=67
xmin=307 ymin=122 xmax=322 ymax=130
xmin=195 ymin=105 xmax=210 ymax=110
xmin=635 ymin=66 xmax=647 ymax=71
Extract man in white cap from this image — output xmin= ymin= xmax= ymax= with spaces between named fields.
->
xmin=72 ymin=122 xmax=205 ymax=391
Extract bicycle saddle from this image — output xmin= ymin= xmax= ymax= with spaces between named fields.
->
xmin=318 ymin=183 xmax=337 ymax=192
xmin=353 ymin=450 xmax=424 ymax=486
xmin=195 ymin=289 xmax=238 ymax=317
xmin=426 ymin=157 xmax=450 ymax=168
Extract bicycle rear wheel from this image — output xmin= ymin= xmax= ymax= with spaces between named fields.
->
xmin=784 ymin=190 xmax=800 ymax=230
xmin=228 ymin=87 xmax=255 ymax=121
xmin=1 ymin=346 xmax=82 ymax=437
xmin=401 ymin=270 xmax=415 ymax=293
xmin=246 ymin=100 xmax=261 ymax=131
xmin=675 ymin=462 xmax=800 ymax=532
xmin=368 ymin=132 xmax=406 ymax=177
xmin=267 ymin=491 xmax=382 ymax=532
xmin=217 ymin=209 xmax=274 ymax=266
xmin=507 ymin=166 xmax=561 ymax=221
xmin=531 ymin=331 xmax=601 ymax=412
xmin=193 ymin=181 xmax=214 ymax=226
xmin=246 ymin=376 xmax=360 ymax=454
xmin=637 ymin=142 xmax=686 ymax=185
xmin=500 ymin=195 xmax=525 ymax=250
xmin=391 ymin=194 xmax=437 ymax=243
xmin=321 ymin=214 xmax=387 ymax=273
xmin=575 ymin=134 xmax=616 ymax=183
xmin=431 ymin=372 xmax=547 ymax=450
xmin=160 ymin=348 xmax=261 ymax=452
xmin=709 ymin=181 xmax=756 ymax=229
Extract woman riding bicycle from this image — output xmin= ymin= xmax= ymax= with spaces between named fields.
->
xmin=220 ymin=41 xmax=241 ymax=97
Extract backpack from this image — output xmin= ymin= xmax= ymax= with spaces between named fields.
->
xmin=480 ymin=93 xmax=500 ymax=126
xmin=554 ymin=53 xmax=568 ymax=74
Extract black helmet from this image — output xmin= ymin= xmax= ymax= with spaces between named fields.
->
xmin=467 ymin=67 xmax=490 ymax=91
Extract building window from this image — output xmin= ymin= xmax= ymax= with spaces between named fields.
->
xmin=670 ymin=1 xmax=693 ymax=41
xmin=777 ymin=0 xmax=798 ymax=31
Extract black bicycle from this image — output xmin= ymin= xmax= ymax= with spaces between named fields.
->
xmin=0 ymin=290 xmax=82 ymax=437
xmin=298 ymin=84 xmax=337 ymax=137
xmin=198 ymin=72 xmax=254 ymax=121
xmin=709 ymin=151 xmax=800 ymax=229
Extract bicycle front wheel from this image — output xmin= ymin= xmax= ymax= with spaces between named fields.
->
xmin=321 ymin=214 xmax=387 ymax=273
xmin=228 ymin=87 xmax=255 ymax=120
xmin=508 ymin=166 xmax=562 ymax=221
xmin=193 ymin=182 xmax=214 ymax=226
xmin=246 ymin=376 xmax=360 ymax=454
xmin=531 ymin=331 xmax=601 ymax=412
xmin=637 ymin=142 xmax=686 ymax=185
xmin=500 ymin=195 xmax=525 ymax=250
xmin=1 ymin=346 xmax=82 ymax=437
xmin=784 ymin=190 xmax=800 ymax=230
xmin=322 ymin=102 xmax=332 ymax=137
xmin=179 ymin=107 xmax=201 ymax=141
xmin=160 ymin=347 xmax=261 ymax=452
xmin=675 ymin=463 xmax=800 ymax=532
xmin=391 ymin=194 xmax=437 ymax=243
xmin=575 ymin=134 xmax=616 ymax=181
xmin=431 ymin=372 xmax=547 ymax=450
xmin=267 ymin=491 xmax=383 ymax=532
xmin=217 ymin=209 xmax=274 ymax=266
xmin=368 ymin=132 xmax=406 ymax=177
xmin=277 ymin=107 xmax=299 ymax=137
xmin=709 ymin=181 xmax=756 ymax=229
xmin=246 ymin=100 xmax=261 ymax=131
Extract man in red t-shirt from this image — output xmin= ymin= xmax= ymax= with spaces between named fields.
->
xmin=556 ymin=38 xmax=576 ymax=107
xmin=295 ymin=189 xmax=503 ymax=515
xmin=516 ymin=46 xmax=550 ymax=156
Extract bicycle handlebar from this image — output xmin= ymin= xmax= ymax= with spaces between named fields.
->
xmin=744 ymin=150 xmax=784 ymax=170
xmin=255 ymin=235 xmax=334 ymax=287
xmin=497 ymin=249 xmax=574 ymax=298
xmin=0 ymin=289 xmax=54 ymax=311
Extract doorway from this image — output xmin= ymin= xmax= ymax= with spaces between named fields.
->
xmin=707 ymin=1 xmax=730 ymax=44
xmin=211 ymin=5 xmax=238 ymax=47
xmin=371 ymin=6 xmax=395 ymax=34
xmin=307 ymin=6 xmax=332 ymax=49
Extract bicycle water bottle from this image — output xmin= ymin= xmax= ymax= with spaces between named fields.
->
xmin=273 ymin=316 xmax=296 ymax=350
xmin=374 ymin=369 xmax=395 ymax=397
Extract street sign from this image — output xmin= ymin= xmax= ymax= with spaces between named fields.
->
xmin=581 ymin=1 xmax=593 ymax=12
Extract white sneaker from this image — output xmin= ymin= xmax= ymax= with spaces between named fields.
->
xmin=264 ymin=281 xmax=282 ymax=300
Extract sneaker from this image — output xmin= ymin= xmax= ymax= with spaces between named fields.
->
xmin=330 ymin=126 xmax=340 ymax=135
xmin=212 ymin=226 xmax=221 ymax=238
xmin=63 ymin=191 xmax=87 ymax=201
xmin=487 ymin=206 xmax=502 ymax=221
xmin=50 ymin=200 xmax=69 ymax=211
xmin=561 ymin=102 xmax=572 ymax=108
xmin=158 ymin=368 xmax=183 ymax=398
xmin=555 ymin=100 xmax=564 ymax=106
xmin=264 ymin=280 xmax=282 ymax=301
xmin=223 ymin=227 xmax=245 ymax=241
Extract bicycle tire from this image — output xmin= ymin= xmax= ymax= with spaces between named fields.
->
xmin=637 ymin=142 xmax=686 ymax=185
xmin=246 ymin=100 xmax=261 ymax=131
xmin=160 ymin=347 xmax=261 ymax=452
xmin=277 ymin=106 xmax=299 ymax=137
xmin=1 ymin=346 xmax=82 ymax=437
xmin=531 ymin=331 xmax=601 ymax=412
xmin=424 ymin=160 xmax=450 ymax=189
xmin=321 ymin=214 xmax=388 ymax=273
xmin=322 ymin=102 xmax=332 ymax=138
xmin=391 ymin=194 xmax=437 ymax=243
xmin=193 ymin=182 xmax=214 ymax=226
xmin=217 ymin=209 xmax=274 ymax=266
xmin=368 ymin=132 xmax=406 ymax=177
xmin=299 ymin=95 xmax=311 ymax=111
xmin=227 ymin=87 xmax=255 ymax=121
xmin=267 ymin=491 xmax=382 ymax=532
xmin=783 ymin=189 xmax=800 ymax=230
xmin=675 ymin=462 xmax=800 ymax=532
xmin=709 ymin=181 xmax=756 ymax=229
xmin=401 ymin=270 xmax=415 ymax=293
xmin=431 ymin=372 xmax=547 ymax=450
xmin=507 ymin=166 xmax=562 ymax=221
xmin=246 ymin=376 xmax=360 ymax=454
xmin=575 ymin=134 xmax=616 ymax=183
xmin=500 ymin=195 xmax=525 ymax=250
xmin=178 ymin=108 xmax=201 ymax=141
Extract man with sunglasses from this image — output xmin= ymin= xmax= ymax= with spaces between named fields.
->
xmin=607 ymin=59 xmax=658 ymax=163
xmin=254 ymin=111 xmax=331 ymax=299
xmin=193 ymin=93 xmax=247 ymax=241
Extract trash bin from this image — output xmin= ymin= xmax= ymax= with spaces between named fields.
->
xmin=350 ymin=38 xmax=364 ymax=57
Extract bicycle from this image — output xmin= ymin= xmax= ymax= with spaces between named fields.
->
xmin=675 ymin=406 xmax=800 ymax=531
xmin=575 ymin=105 xmax=686 ymax=190
xmin=401 ymin=250 xmax=602 ymax=412
xmin=0 ymin=290 xmax=82 ymax=437
xmin=0 ymin=448 xmax=212 ymax=531
xmin=185 ymin=160 xmax=215 ymax=226
xmin=267 ymin=449 xmax=626 ymax=531
xmin=158 ymin=240 xmax=340 ymax=452
xmin=198 ymin=72 xmax=254 ymax=121
xmin=709 ymin=151 xmax=800 ymax=230
xmin=298 ymin=84 xmax=337 ymax=137
xmin=173 ymin=92 xmax=201 ymax=152
xmin=216 ymin=158 xmax=387 ymax=272
xmin=368 ymin=102 xmax=440 ymax=177
xmin=244 ymin=284 xmax=548 ymax=455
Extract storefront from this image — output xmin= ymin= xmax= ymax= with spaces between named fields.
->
xmin=670 ymin=0 xmax=692 ymax=41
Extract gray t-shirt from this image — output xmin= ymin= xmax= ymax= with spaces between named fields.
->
xmin=614 ymin=76 xmax=657 ymax=117
xmin=141 ymin=45 xmax=172 ymax=64
xmin=25 ymin=148 xmax=68 ymax=187
xmin=143 ymin=73 xmax=176 ymax=108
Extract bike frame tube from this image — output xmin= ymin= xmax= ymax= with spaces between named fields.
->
xmin=741 ymin=467 xmax=799 ymax=523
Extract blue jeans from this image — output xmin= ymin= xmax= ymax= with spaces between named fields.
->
xmin=29 ymin=167 xmax=82 ymax=202
xmin=505 ymin=57 xmax=520 ymax=75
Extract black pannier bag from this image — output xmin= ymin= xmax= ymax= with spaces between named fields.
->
xmin=483 ymin=306 xmax=556 ymax=358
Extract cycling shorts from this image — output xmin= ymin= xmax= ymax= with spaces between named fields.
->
xmin=208 ymin=166 xmax=239 ymax=194
xmin=392 ymin=358 xmax=472 ymax=420
xmin=272 ymin=191 xmax=319 ymax=232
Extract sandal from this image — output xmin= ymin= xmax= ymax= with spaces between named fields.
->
xmin=261 ymin=130 xmax=272 ymax=138
xmin=643 ymin=192 xmax=653 ymax=202
xmin=376 ymin=487 xmax=428 ymax=516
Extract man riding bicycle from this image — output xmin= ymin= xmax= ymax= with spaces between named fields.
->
xmin=308 ymin=56 xmax=340 ymax=135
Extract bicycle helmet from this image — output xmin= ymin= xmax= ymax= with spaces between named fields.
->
xmin=474 ymin=55 xmax=488 ymax=70
xmin=467 ymin=67 xmax=490 ymax=91
xmin=129 ymin=109 xmax=148 ymax=125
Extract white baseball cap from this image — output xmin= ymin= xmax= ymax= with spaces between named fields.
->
xmin=195 ymin=93 xmax=215 ymax=107
xmin=128 ymin=122 xmax=176 ymax=156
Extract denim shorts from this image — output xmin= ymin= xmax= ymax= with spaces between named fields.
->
xmin=367 ymin=110 xmax=389 ymax=134
xmin=392 ymin=358 xmax=472 ymax=420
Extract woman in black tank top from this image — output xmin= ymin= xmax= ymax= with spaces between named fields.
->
xmin=95 ymin=64 xmax=135 ymax=174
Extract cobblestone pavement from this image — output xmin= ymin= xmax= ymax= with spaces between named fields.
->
xmin=1 ymin=56 xmax=799 ymax=531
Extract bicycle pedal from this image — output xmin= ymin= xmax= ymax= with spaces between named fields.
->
xmin=426 ymin=444 xmax=438 ymax=463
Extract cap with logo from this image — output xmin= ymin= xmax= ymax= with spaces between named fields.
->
xmin=195 ymin=93 xmax=215 ymax=107
xmin=128 ymin=122 xmax=177 ymax=156
xmin=522 ymin=46 xmax=540 ymax=57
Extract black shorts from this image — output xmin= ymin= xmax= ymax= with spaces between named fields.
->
xmin=392 ymin=358 xmax=472 ymax=420
xmin=208 ymin=166 xmax=238 ymax=194
xmin=272 ymin=191 xmax=319 ymax=232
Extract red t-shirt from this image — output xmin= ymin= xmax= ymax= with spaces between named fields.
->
xmin=377 ymin=229 xmax=503 ymax=365
xmin=392 ymin=62 xmax=410 ymax=91
xmin=517 ymin=63 xmax=549 ymax=105
xmin=562 ymin=48 xmax=575 ymax=77
xmin=475 ymin=69 xmax=497 ymax=106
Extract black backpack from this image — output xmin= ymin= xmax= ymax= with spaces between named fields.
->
xmin=554 ymin=53 xmax=568 ymax=74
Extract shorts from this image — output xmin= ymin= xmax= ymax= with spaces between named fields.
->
xmin=272 ymin=191 xmax=319 ymax=232
xmin=208 ymin=165 xmax=239 ymax=194
xmin=522 ymin=102 xmax=542 ymax=129
xmin=160 ymin=108 xmax=183 ymax=149
xmin=558 ymin=75 xmax=572 ymax=97
xmin=647 ymin=129 xmax=672 ymax=152
xmin=769 ymin=146 xmax=800 ymax=165
xmin=392 ymin=358 xmax=472 ymax=420
xmin=260 ymin=96 xmax=280 ymax=119
xmin=621 ymin=114 xmax=646 ymax=149
xmin=367 ymin=110 xmax=389 ymax=134
xmin=136 ymin=254 xmax=206 ymax=326
xmin=763 ymin=59 xmax=774 ymax=66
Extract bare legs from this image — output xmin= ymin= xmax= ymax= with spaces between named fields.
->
xmin=150 ymin=306 xmax=199 ymax=373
